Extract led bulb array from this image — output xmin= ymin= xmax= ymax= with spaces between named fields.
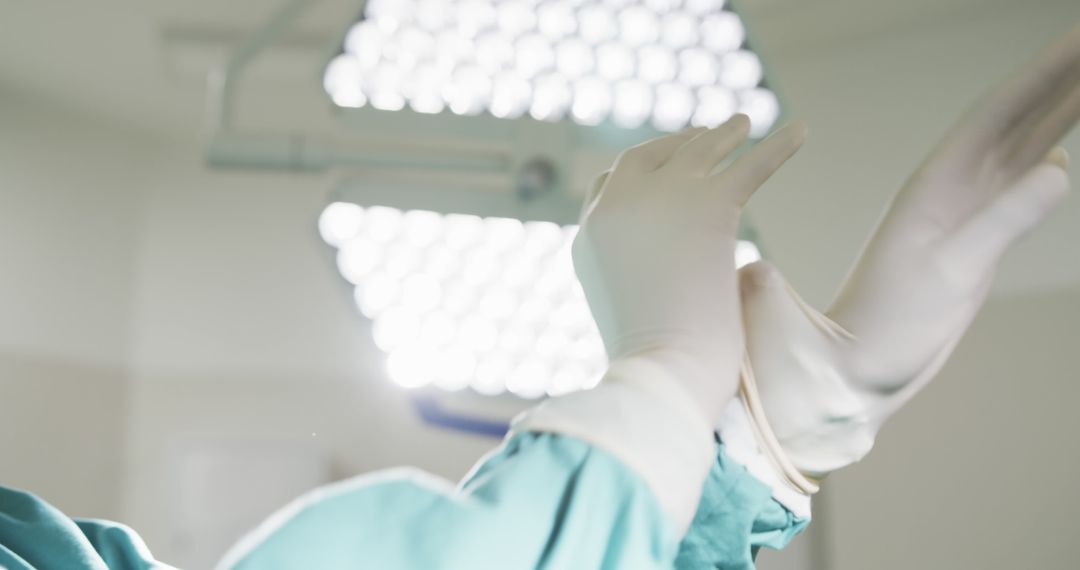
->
xmin=324 ymin=0 xmax=780 ymax=135
xmin=319 ymin=201 xmax=762 ymax=398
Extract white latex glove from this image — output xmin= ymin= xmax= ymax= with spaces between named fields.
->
xmin=736 ymin=25 xmax=1079 ymax=479
xmin=512 ymin=116 xmax=808 ymax=535
xmin=573 ymin=115 xmax=808 ymax=424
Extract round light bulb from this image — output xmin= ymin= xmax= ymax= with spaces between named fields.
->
xmin=440 ymin=278 xmax=480 ymax=316
xmin=516 ymin=297 xmax=552 ymax=326
xmin=499 ymin=325 xmax=537 ymax=355
xmin=479 ymin=290 xmax=519 ymax=321
xmin=343 ymin=20 xmax=384 ymax=67
xmin=401 ymin=273 xmax=442 ymax=314
xmin=646 ymin=0 xmax=680 ymax=11
xmin=490 ymin=74 xmax=532 ymax=119
xmin=638 ymin=45 xmax=677 ymax=84
xmin=497 ymin=0 xmax=537 ymax=36
xmin=434 ymin=347 xmax=477 ymax=391
xmin=383 ymin=243 xmax=422 ymax=279
xmin=516 ymin=33 xmax=555 ymax=78
xmin=484 ymin=217 xmax=526 ymax=251
xmin=357 ymin=272 xmax=399 ymax=319
xmin=474 ymin=354 xmax=513 ymax=395
xmin=507 ymin=358 xmax=552 ymax=399
xmin=443 ymin=213 xmax=485 ymax=250
xmin=373 ymin=307 xmax=422 ymax=351
xmin=336 ymin=237 xmax=382 ymax=284
xmin=652 ymin=82 xmax=694 ymax=131
xmin=579 ymin=5 xmax=617 ymax=44
xmin=679 ymin=48 xmax=718 ymax=87
xmin=612 ymin=79 xmax=653 ymax=128
xmin=367 ymin=65 xmax=407 ymax=111
xmin=444 ymin=64 xmax=491 ymax=116
xmin=329 ymin=83 xmax=367 ymax=109
xmin=502 ymin=255 xmax=540 ymax=289
xmin=719 ymin=50 xmax=763 ymax=90
xmin=318 ymin=202 xmax=365 ymax=247
xmin=404 ymin=64 xmax=446 ymax=115
xmin=571 ymin=77 xmax=613 ymax=126
xmin=538 ymin=2 xmax=577 ymax=39
xmin=701 ymin=12 xmax=744 ymax=54
xmin=596 ymin=42 xmax=635 ymax=81
xmin=548 ymin=364 xmax=589 ymax=396
xmin=570 ymin=335 xmax=607 ymax=364
xmin=456 ymin=0 xmax=497 ymax=38
xmin=419 ymin=311 xmax=458 ymax=347
xmin=397 ymin=26 xmax=435 ymax=63
xmin=691 ymin=85 xmax=737 ymax=128
xmin=523 ymin=221 xmax=565 ymax=256
xmin=684 ymin=0 xmax=727 ymax=15
xmin=536 ymin=330 xmax=571 ymax=358
xmin=460 ymin=315 xmax=499 ymax=352
xmin=423 ymin=245 xmax=460 ymax=280
xmin=556 ymin=38 xmax=595 ymax=79
xmin=660 ymin=12 xmax=698 ymax=50
xmin=530 ymin=73 xmax=573 ymax=121
xmin=323 ymin=54 xmax=366 ymax=108
xmin=475 ymin=32 xmax=515 ymax=75
xmin=432 ymin=29 xmax=472 ymax=75
xmin=402 ymin=209 xmax=443 ymax=247
xmin=386 ymin=346 xmax=437 ymax=388
xmin=618 ymin=5 xmax=659 ymax=47
xmin=415 ymin=0 xmax=450 ymax=31
xmin=462 ymin=249 xmax=500 ymax=286
xmin=365 ymin=206 xmax=403 ymax=243
xmin=553 ymin=298 xmax=593 ymax=333
xmin=738 ymin=88 xmax=780 ymax=137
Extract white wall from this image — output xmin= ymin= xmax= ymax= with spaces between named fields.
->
xmin=824 ymin=285 xmax=1080 ymax=569
xmin=0 ymin=87 xmax=152 ymax=520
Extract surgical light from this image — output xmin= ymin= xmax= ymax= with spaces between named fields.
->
xmin=325 ymin=0 xmax=779 ymax=133
xmin=320 ymin=202 xmax=763 ymax=399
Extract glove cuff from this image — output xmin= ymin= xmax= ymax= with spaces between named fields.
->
xmin=510 ymin=355 xmax=716 ymax=537
xmin=715 ymin=353 xmax=818 ymax=519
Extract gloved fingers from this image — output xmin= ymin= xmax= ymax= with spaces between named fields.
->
xmin=579 ymin=169 xmax=611 ymax=223
xmin=711 ymin=120 xmax=808 ymax=207
xmin=614 ymin=126 xmax=708 ymax=174
xmin=951 ymin=23 xmax=1080 ymax=166
xmin=663 ymin=113 xmax=751 ymax=176
xmin=939 ymin=157 xmax=1070 ymax=283
xmin=1001 ymin=82 xmax=1080 ymax=178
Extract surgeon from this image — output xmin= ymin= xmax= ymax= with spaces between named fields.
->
xmin=2 ymin=23 xmax=1078 ymax=570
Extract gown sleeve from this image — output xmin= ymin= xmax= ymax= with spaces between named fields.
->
xmin=220 ymin=431 xmax=680 ymax=569
xmin=0 ymin=486 xmax=174 ymax=570
xmin=223 ymin=358 xmax=715 ymax=570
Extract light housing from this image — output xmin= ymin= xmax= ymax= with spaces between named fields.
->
xmin=324 ymin=0 xmax=781 ymax=135
xmin=319 ymin=200 xmax=763 ymax=399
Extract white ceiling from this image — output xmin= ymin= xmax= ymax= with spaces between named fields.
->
xmin=2 ymin=0 xmax=1077 ymax=300
xmin=0 ymin=0 xmax=1032 ymax=138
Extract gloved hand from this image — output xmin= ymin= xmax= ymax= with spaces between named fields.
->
xmin=573 ymin=114 xmax=808 ymax=424
xmin=733 ymin=25 xmax=1079 ymax=478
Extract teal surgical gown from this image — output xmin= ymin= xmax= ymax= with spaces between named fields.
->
xmin=1 ymin=431 xmax=805 ymax=569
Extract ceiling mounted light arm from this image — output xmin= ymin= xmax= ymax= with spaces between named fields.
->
xmin=207 ymin=0 xmax=318 ymax=133
xmin=203 ymin=0 xmax=512 ymax=174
